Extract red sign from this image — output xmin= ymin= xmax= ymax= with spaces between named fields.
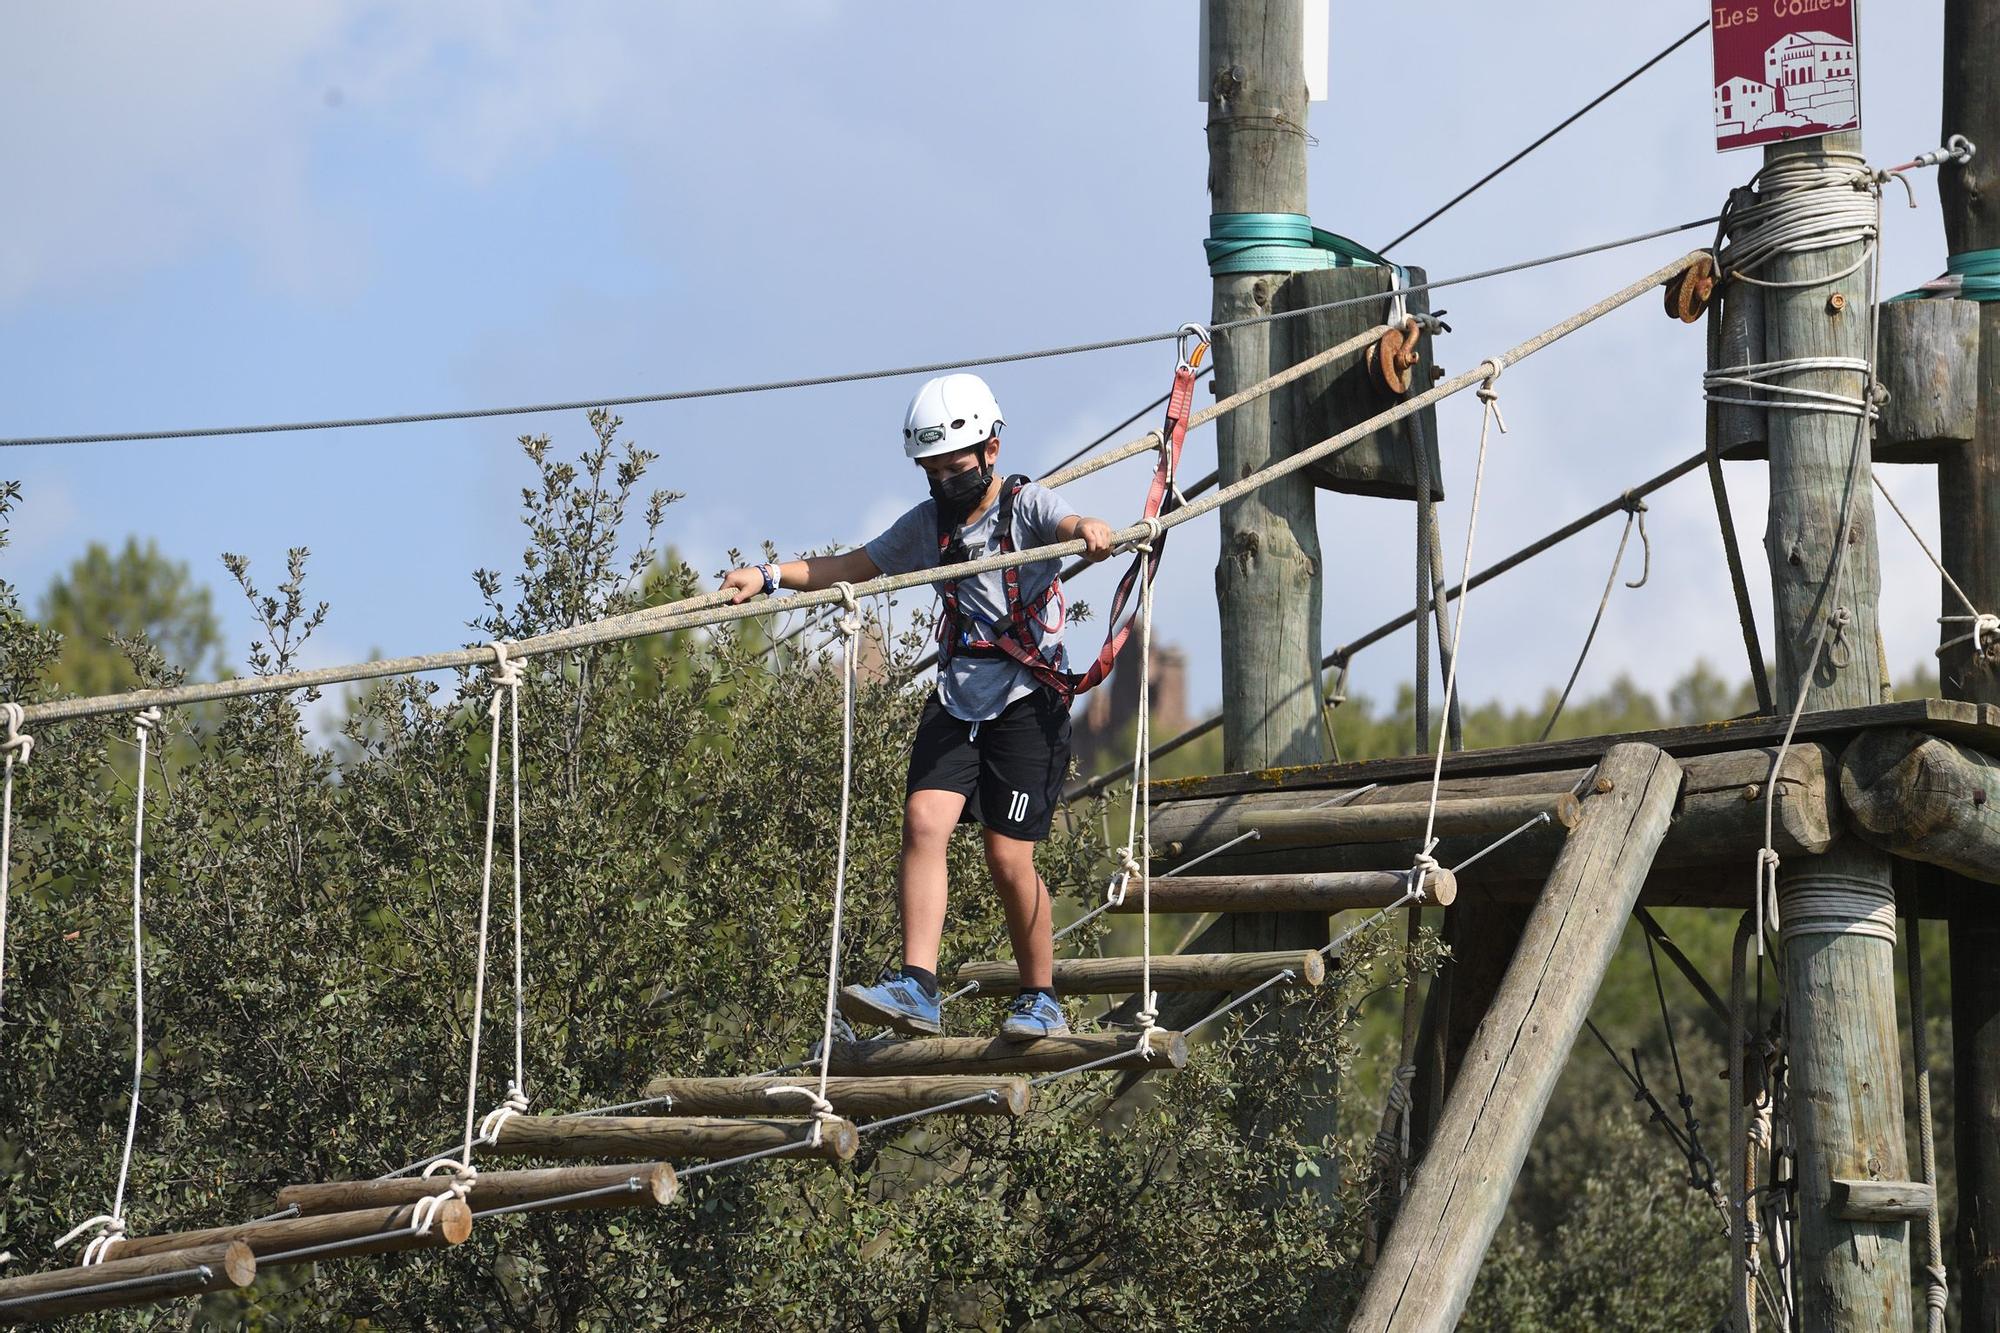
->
xmin=1711 ymin=1 xmax=1861 ymax=153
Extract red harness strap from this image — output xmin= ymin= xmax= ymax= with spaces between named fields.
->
xmin=935 ymin=354 xmax=1197 ymax=701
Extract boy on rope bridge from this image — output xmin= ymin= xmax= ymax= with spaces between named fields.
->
xmin=722 ymin=373 xmax=1117 ymax=1040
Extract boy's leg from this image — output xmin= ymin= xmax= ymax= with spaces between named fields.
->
xmin=981 ymin=828 xmax=1054 ymax=990
xmin=899 ymin=787 xmax=967 ymax=975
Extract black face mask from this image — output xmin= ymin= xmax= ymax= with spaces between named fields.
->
xmin=929 ymin=461 xmax=993 ymax=531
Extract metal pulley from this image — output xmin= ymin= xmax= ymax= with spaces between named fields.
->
xmin=1368 ymin=317 xmax=1424 ymax=396
xmin=1663 ymin=253 xmax=1717 ymax=324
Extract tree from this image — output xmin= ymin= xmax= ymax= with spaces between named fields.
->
xmin=38 ymin=537 xmax=223 ymax=697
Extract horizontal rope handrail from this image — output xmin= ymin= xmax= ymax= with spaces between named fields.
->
xmin=10 ymin=251 xmax=1704 ymax=729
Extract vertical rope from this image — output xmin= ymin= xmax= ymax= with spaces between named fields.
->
xmin=0 ymin=703 xmax=32 ymax=1032
xmin=808 ymin=583 xmax=863 ymax=1126
xmin=58 ymin=707 xmax=163 ymax=1264
xmin=1905 ymin=905 xmax=1948 ymax=1330
xmin=1132 ymin=519 xmax=1161 ymax=1051
xmin=506 ymin=659 xmax=527 ymax=1112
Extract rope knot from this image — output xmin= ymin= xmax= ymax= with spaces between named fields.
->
xmin=764 ymin=1085 xmax=842 ymax=1146
xmin=487 ymin=640 xmax=523 ymax=690
xmin=831 ymin=581 xmax=862 ymax=638
xmin=1133 ymin=997 xmax=1162 ymax=1060
xmin=1136 ymin=515 xmax=1165 ymax=553
xmin=1 ymin=703 xmax=32 ymax=765
xmin=57 ymin=1214 xmax=126 ymax=1266
xmin=1408 ymin=851 xmax=1440 ymax=902
xmin=477 ymin=1085 xmax=531 ymax=1145
xmin=1474 ymin=360 xmax=1508 ymax=434
xmin=1105 ymin=848 xmax=1142 ymax=906
xmin=132 ymin=705 xmax=162 ymax=737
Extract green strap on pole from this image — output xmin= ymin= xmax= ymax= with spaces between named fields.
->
xmin=1889 ymin=247 xmax=2000 ymax=303
xmin=1204 ymin=213 xmax=1391 ymax=276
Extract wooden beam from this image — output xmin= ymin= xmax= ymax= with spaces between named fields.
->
xmin=1349 ymin=742 xmax=1681 ymax=1331
xmin=1153 ymin=746 xmax=1833 ymax=893
xmin=1829 ymin=1178 xmax=1939 ymax=1223
xmin=0 ymin=1243 xmax=255 ymax=1325
xmin=1146 ymin=698 xmax=2000 ymax=801
xmin=954 ymin=950 xmax=1323 ymax=996
xmin=636 ymin=1075 xmax=1031 ymax=1119
xmin=1248 ymin=793 xmax=1579 ymax=847
xmin=1107 ymin=868 xmax=1455 ymax=913
xmin=1840 ymin=726 xmax=2000 ymax=881
xmin=100 ymin=1199 xmax=471 ymax=1265
xmin=489 ymin=1115 xmax=857 ymax=1163
xmin=277 ymin=1163 xmax=679 ymax=1218
xmin=825 ymin=1031 xmax=1187 ymax=1077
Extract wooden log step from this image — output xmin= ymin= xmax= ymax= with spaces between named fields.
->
xmin=100 ymin=1199 xmax=471 ymax=1266
xmin=1828 ymin=1177 xmax=1938 ymax=1223
xmin=954 ymin=951 xmax=1324 ymax=996
xmin=489 ymin=1114 xmax=857 ymax=1163
xmin=826 ymin=1031 xmax=1188 ymax=1076
xmin=1251 ymin=793 xmax=1580 ymax=847
xmin=277 ymin=1162 xmax=679 ymax=1219
xmin=636 ymin=1075 xmax=1031 ymax=1118
xmin=1108 ymin=868 xmax=1455 ymax=913
xmin=0 ymin=1243 xmax=255 ymax=1325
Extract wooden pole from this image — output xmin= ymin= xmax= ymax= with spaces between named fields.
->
xmin=277 ymin=1163 xmax=679 ymax=1217
xmin=954 ymin=949 xmax=1324 ymax=995
xmin=1207 ymin=0 xmax=1323 ymax=776
xmin=1839 ymin=726 xmax=2000 ymax=880
xmin=1348 ymin=742 xmax=1682 ymax=1331
xmin=490 ymin=1115 xmax=858 ymax=1163
xmin=1249 ymin=793 xmax=1579 ymax=845
xmin=1756 ymin=129 xmax=1912 ymax=1328
xmin=1106 ymin=868 xmax=1456 ymax=913
xmin=0 ymin=1242 xmax=256 ymax=1325
xmin=637 ymin=1075 xmax=1031 ymax=1119
xmin=826 ymin=1031 xmax=1186 ymax=1077
xmin=100 ymin=1199 xmax=472 ymax=1264
xmin=1938 ymin=0 xmax=2000 ymax=1316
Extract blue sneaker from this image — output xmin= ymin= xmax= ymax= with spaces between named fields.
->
xmin=838 ymin=969 xmax=942 ymax=1037
xmin=1000 ymin=991 xmax=1069 ymax=1040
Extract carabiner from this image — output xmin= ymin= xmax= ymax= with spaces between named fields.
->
xmin=1176 ymin=322 xmax=1211 ymax=373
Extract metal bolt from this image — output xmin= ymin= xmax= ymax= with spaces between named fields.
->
xmin=1743 ymin=783 xmax=1762 ymax=803
xmin=1827 ymin=293 xmax=1847 ymax=314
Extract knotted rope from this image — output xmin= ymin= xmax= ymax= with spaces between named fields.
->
xmin=60 ymin=706 xmax=163 ymax=1265
xmin=763 ymin=1084 xmax=844 ymax=1148
xmin=0 ymin=702 xmax=32 ymax=1029
xmin=809 ymin=583 xmax=863 ymax=1108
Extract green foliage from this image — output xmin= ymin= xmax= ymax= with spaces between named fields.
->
xmin=39 ymin=537 xmax=224 ymax=698
xmin=0 ymin=419 xmax=1421 ymax=1330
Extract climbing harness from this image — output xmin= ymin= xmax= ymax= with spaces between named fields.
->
xmin=56 ymin=707 xmax=163 ymax=1266
xmin=934 ymin=327 xmax=1205 ymax=702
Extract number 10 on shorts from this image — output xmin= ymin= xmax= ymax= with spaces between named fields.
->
xmin=1007 ymin=790 xmax=1030 ymax=823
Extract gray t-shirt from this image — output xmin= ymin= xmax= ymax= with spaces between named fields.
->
xmin=866 ymin=480 xmax=1078 ymax=722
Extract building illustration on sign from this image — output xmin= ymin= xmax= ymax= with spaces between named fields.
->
xmin=1713 ymin=26 xmax=1859 ymax=149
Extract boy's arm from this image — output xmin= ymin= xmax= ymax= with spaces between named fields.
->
xmin=1057 ymin=513 xmax=1117 ymax=562
xmin=720 ymin=547 xmax=882 ymax=604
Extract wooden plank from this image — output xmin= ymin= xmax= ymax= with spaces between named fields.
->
xmin=1108 ymin=868 xmax=1455 ymax=913
xmin=636 ymin=1075 xmax=1031 ymax=1118
xmin=277 ymin=1163 xmax=679 ymax=1218
xmin=1349 ymin=742 xmax=1681 ymax=1331
xmin=1147 ymin=698 xmax=1997 ymax=802
xmin=1829 ymin=1178 xmax=1938 ymax=1223
xmin=1277 ymin=265 xmax=1445 ymax=501
xmin=825 ymin=1031 xmax=1186 ymax=1077
xmin=1840 ymin=726 xmax=2000 ymax=882
xmin=953 ymin=950 xmax=1323 ymax=996
xmin=1153 ymin=747 xmax=1833 ymax=893
xmin=490 ymin=1115 xmax=856 ymax=1163
xmin=0 ymin=1243 xmax=255 ymax=1324
xmin=1251 ymin=793 xmax=1578 ymax=847
xmin=101 ymin=1200 xmax=471 ymax=1264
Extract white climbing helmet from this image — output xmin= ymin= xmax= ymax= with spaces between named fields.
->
xmin=903 ymin=373 xmax=1004 ymax=460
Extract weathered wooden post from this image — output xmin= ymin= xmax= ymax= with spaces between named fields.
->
xmin=1935 ymin=1 xmax=2000 ymax=1321
xmin=1753 ymin=129 xmax=1912 ymax=1329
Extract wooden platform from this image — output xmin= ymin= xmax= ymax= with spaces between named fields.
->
xmin=1148 ymin=699 xmax=2000 ymax=801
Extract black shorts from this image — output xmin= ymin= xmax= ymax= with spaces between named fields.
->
xmin=907 ymin=687 xmax=1072 ymax=842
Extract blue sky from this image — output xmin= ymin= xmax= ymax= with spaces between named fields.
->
xmin=0 ymin=2 xmax=1961 ymax=719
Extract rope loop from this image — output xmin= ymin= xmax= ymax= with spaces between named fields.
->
xmin=476 ymin=1085 xmax=531 ymax=1145
xmin=487 ymin=639 xmax=523 ymax=689
xmin=831 ymin=580 xmax=862 ymax=638
xmin=1826 ymin=605 xmax=1854 ymax=669
xmin=1 ymin=703 xmax=32 ymax=765
xmin=1105 ymin=848 xmax=1141 ymax=907
xmin=55 ymin=1215 xmax=124 ymax=1266
xmin=132 ymin=705 xmax=162 ymax=737
xmin=1474 ymin=360 xmax=1508 ymax=434
xmin=1408 ymin=851 xmax=1440 ymax=903
xmin=764 ymin=1086 xmax=842 ymax=1146
xmin=1938 ymin=611 xmax=2000 ymax=661
xmin=1624 ymin=500 xmax=1652 ymax=590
